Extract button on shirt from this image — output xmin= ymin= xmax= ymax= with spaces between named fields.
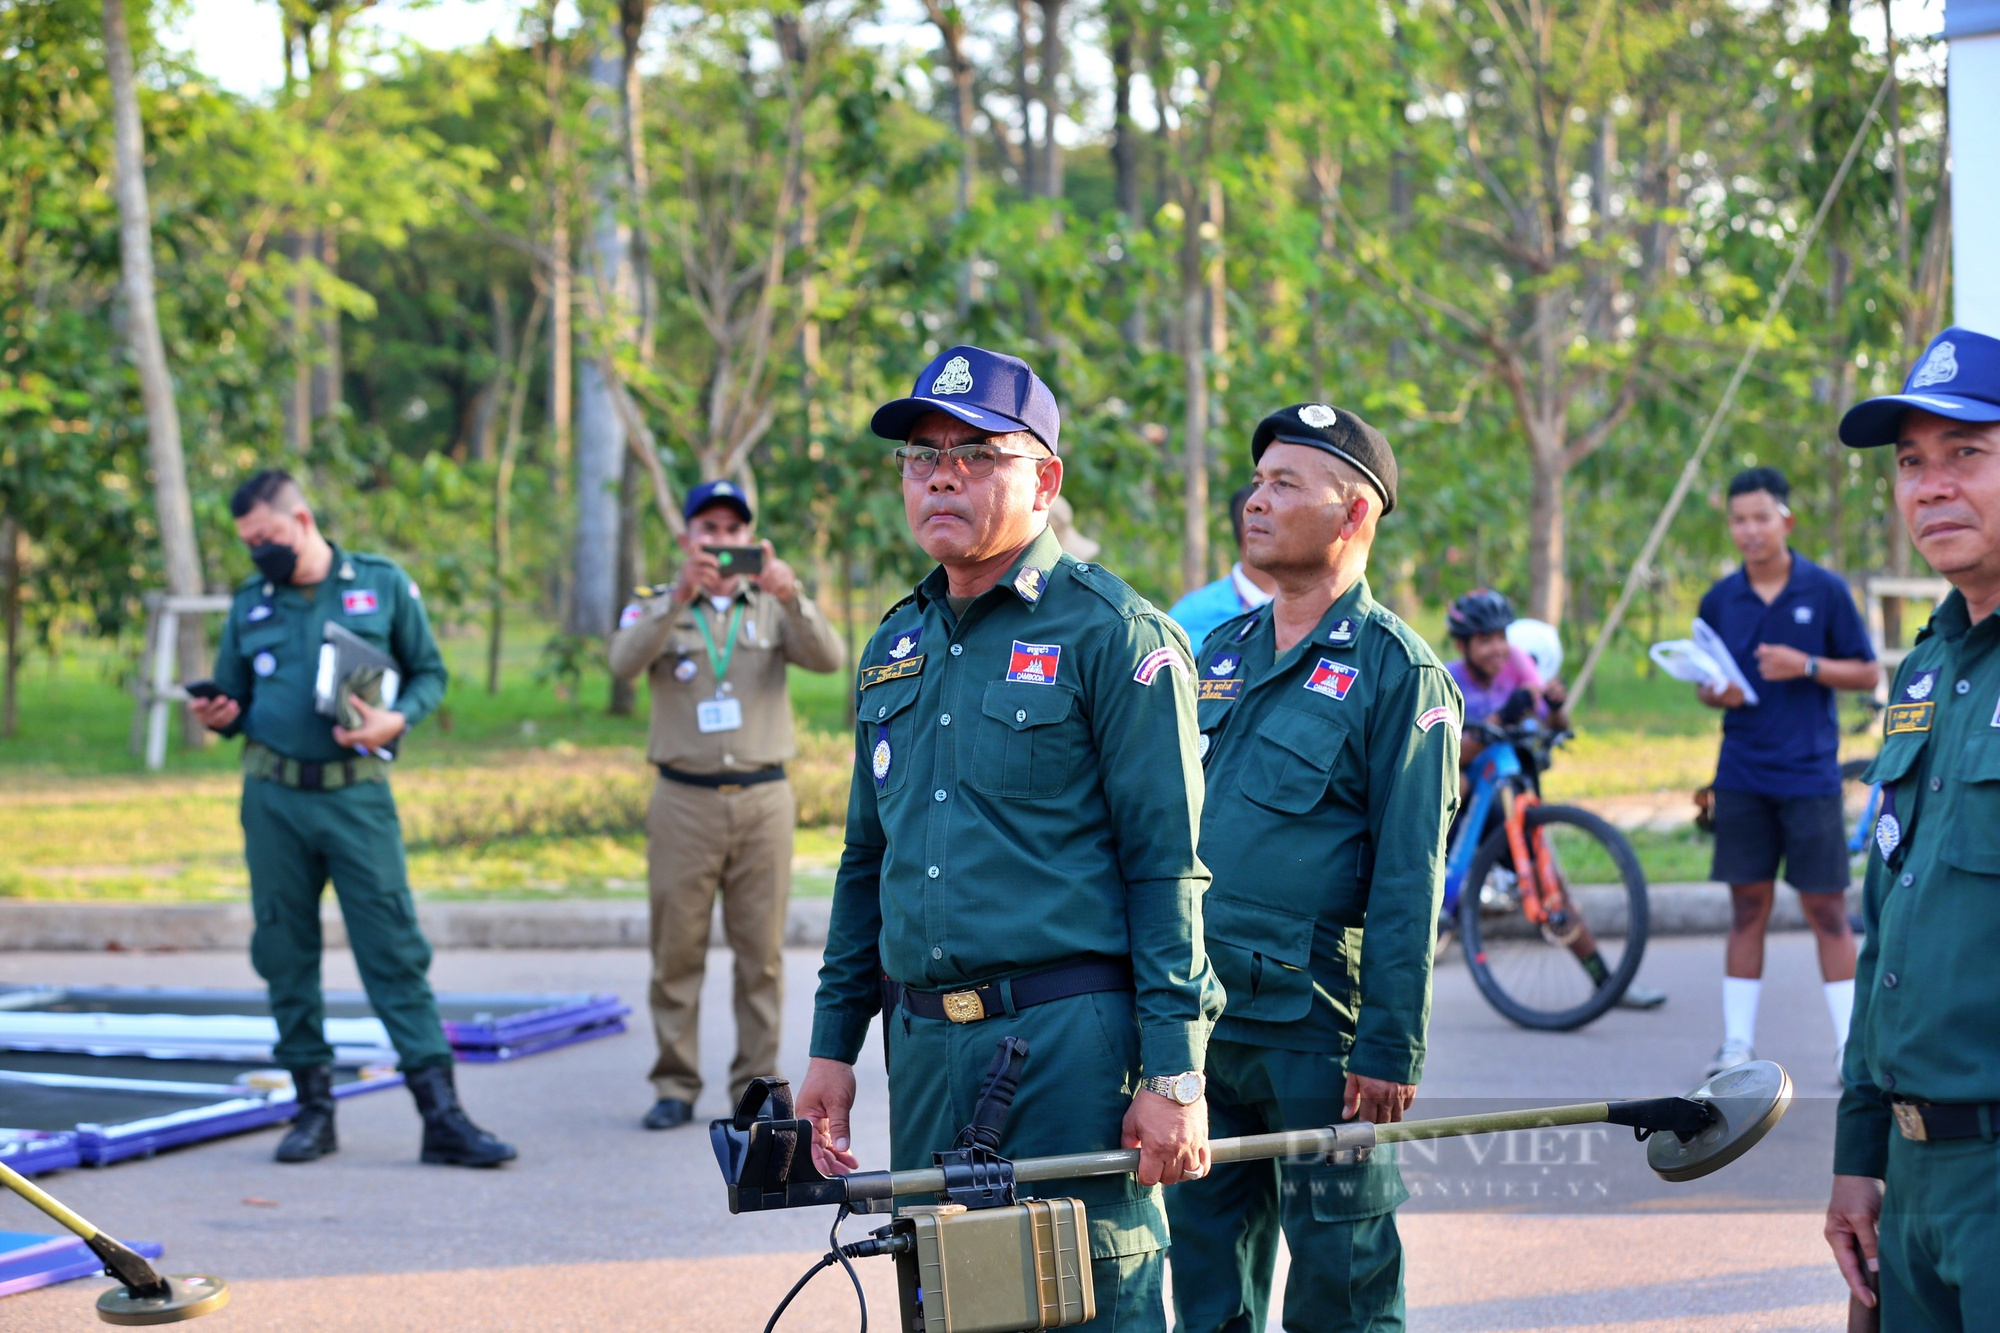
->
xmin=607 ymin=583 xmax=845 ymax=774
xmin=211 ymin=545 xmax=446 ymax=763
xmin=1193 ymin=580 xmax=1462 ymax=1083
xmin=1698 ymin=551 xmax=1875 ymax=797
xmin=810 ymin=528 xmax=1223 ymax=1077
xmin=1837 ymin=589 xmax=2000 ymax=1177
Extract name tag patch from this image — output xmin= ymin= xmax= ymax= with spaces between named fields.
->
xmin=1197 ymin=678 xmax=1244 ymax=701
xmin=1132 ymin=646 xmax=1187 ymax=686
xmin=1007 ymin=641 xmax=1062 ymax=685
xmin=342 ymin=589 xmax=379 ymax=616
xmin=1885 ymin=701 xmax=1934 ymax=736
xmin=859 ymin=656 xmax=925 ymax=690
xmin=1305 ymin=658 xmax=1359 ymax=701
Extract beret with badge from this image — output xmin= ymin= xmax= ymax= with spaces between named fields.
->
xmin=1250 ymin=403 xmax=1398 ymax=515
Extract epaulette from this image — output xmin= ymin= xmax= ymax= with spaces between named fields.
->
xmin=233 ymin=570 xmax=264 ymax=595
xmin=1365 ymin=604 xmax=1447 ymax=671
xmin=877 ymin=592 xmax=917 ymax=626
xmin=1065 ymin=559 xmax=1149 ymax=620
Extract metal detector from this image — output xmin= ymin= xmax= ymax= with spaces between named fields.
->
xmin=714 ymin=1058 xmax=1792 ymax=1333
xmin=0 ymin=1158 xmax=228 ymax=1324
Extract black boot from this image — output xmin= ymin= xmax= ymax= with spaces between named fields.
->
xmin=404 ymin=1063 xmax=517 ymax=1167
xmin=274 ymin=1065 xmax=338 ymax=1163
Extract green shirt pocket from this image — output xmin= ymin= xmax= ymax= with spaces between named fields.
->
xmin=861 ymin=676 xmax=924 ymax=796
xmin=970 ymin=680 xmax=1078 ymax=799
xmin=1238 ymin=710 xmax=1348 ymax=815
xmin=1204 ymin=891 xmax=1316 ymax=1023
xmin=1944 ymin=740 xmax=2000 ymax=875
xmin=1862 ymin=732 xmax=1926 ymax=788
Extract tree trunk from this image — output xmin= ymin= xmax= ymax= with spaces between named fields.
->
xmin=311 ymin=227 xmax=341 ymax=422
xmin=610 ymin=452 xmax=641 ymax=716
xmin=1013 ymin=0 xmax=1037 ymax=194
xmin=1308 ymin=145 xmax=1340 ymax=399
xmin=1823 ymin=241 xmax=1854 ymax=574
xmin=469 ymin=279 xmax=513 ymax=463
xmin=1179 ymin=187 xmax=1209 ymax=598
xmin=1526 ymin=446 xmax=1566 ymax=622
xmin=1109 ymin=6 xmax=1142 ymax=345
xmin=283 ymin=231 xmax=313 ymax=451
xmin=104 ymin=0 xmax=208 ymax=746
xmin=924 ymin=0 xmax=980 ymax=317
xmin=570 ymin=37 xmax=636 ymax=639
xmin=1 ymin=516 xmax=20 ymax=740
xmin=1034 ymin=0 xmax=1066 ymax=200
xmin=489 ymin=288 xmax=546 ymax=694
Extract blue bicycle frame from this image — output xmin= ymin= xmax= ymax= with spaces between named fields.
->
xmin=1847 ymin=782 xmax=1882 ymax=855
xmin=1441 ymin=738 xmax=1526 ymax=920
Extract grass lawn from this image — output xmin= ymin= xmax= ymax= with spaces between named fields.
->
xmin=0 ymin=621 xmax=1879 ymax=900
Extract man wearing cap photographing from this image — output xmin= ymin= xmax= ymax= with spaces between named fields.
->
xmin=1167 ymin=405 xmax=1461 ymax=1333
xmin=796 ymin=345 xmax=1221 ymax=1328
xmin=1824 ymin=327 xmax=2000 ymax=1330
xmin=609 ymin=480 xmax=844 ymax=1131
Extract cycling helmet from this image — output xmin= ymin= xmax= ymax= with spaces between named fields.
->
xmin=1446 ymin=589 xmax=1516 ymax=640
xmin=1506 ymin=617 xmax=1564 ymax=680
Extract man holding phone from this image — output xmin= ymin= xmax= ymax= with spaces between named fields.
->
xmin=188 ymin=469 xmax=515 ymax=1169
xmin=609 ymin=479 xmax=845 ymax=1131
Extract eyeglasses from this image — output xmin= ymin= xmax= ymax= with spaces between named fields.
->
xmin=891 ymin=443 xmax=1049 ymax=480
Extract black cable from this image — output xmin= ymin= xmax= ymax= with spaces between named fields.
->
xmin=762 ymin=1205 xmax=868 ymax=1333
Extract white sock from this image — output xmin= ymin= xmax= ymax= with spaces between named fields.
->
xmin=1825 ymin=979 xmax=1856 ymax=1049
xmin=1722 ymin=976 xmax=1761 ymax=1049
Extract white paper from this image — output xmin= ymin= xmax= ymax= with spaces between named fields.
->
xmin=1692 ymin=617 xmax=1759 ymax=705
xmin=1650 ymin=620 xmax=1759 ymax=705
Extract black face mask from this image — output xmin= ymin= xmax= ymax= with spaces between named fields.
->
xmin=249 ymin=541 xmax=299 ymax=586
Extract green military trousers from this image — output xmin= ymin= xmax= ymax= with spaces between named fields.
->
xmin=1877 ymin=1130 xmax=2000 ymax=1331
xmin=1165 ymin=1041 xmax=1407 ymax=1333
xmin=241 ymin=776 xmax=454 ymax=1072
xmin=884 ymin=987 xmax=1168 ymax=1332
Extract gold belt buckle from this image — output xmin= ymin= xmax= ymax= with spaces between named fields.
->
xmin=941 ymin=990 xmax=987 ymax=1024
xmin=716 ymin=784 xmax=743 ymax=794
xmin=1892 ymin=1102 xmax=1930 ymax=1142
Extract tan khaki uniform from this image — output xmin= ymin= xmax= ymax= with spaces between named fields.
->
xmin=608 ymin=582 xmax=845 ymax=1106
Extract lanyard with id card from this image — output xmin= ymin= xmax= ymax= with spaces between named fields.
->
xmin=694 ymin=602 xmax=745 ymax=733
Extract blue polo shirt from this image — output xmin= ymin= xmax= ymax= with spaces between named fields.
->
xmin=1697 ymin=551 xmax=1874 ymax=797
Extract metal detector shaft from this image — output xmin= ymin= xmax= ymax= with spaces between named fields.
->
xmin=867 ymin=1100 xmax=1617 ymax=1199
xmin=0 ymin=1157 xmax=170 ymax=1298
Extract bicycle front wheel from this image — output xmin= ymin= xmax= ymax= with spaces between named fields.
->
xmin=1459 ymin=804 xmax=1649 ymax=1031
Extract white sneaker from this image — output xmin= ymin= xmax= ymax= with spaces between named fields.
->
xmin=1705 ymin=1039 xmax=1754 ymax=1078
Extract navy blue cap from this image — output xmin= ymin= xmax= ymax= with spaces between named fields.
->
xmin=683 ymin=478 xmax=753 ymax=523
xmin=1840 ymin=326 xmax=2000 ymax=448
xmin=870 ymin=345 xmax=1062 ymax=452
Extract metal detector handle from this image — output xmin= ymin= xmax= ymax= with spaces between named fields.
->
xmin=0 ymin=1158 xmax=169 ymax=1297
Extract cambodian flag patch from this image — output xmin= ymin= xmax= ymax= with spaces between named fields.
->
xmin=342 ymin=589 xmax=379 ymax=615
xmin=1132 ymin=646 xmax=1187 ymax=686
xmin=1304 ymin=658 xmax=1358 ymax=701
xmin=1007 ymin=641 xmax=1062 ymax=684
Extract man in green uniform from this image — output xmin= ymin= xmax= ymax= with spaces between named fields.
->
xmin=1825 ymin=327 xmax=2000 ymax=1329
xmin=188 ymin=470 xmax=514 ymax=1168
xmin=1167 ymin=405 xmax=1460 ymax=1333
xmin=795 ymin=345 xmax=1221 ymax=1329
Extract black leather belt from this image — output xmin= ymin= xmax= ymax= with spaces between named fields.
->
xmin=1891 ymin=1099 xmax=2000 ymax=1142
xmin=657 ymin=764 xmax=786 ymax=790
xmin=890 ymin=957 xmax=1133 ymax=1025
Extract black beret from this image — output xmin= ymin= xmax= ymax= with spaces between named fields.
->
xmin=1250 ymin=404 xmax=1398 ymax=516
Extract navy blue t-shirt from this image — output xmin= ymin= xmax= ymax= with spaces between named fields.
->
xmin=1697 ymin=551 xmax=1874 ymax=798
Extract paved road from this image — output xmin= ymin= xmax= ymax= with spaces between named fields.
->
xmin=0 ymin=932 xmax=1850 ymax=1331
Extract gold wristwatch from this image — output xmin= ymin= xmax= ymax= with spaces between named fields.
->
xmin=1142 ymin=1072 xmax=1206 ymax=1106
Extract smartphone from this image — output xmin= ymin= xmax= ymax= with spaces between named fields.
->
xmin=703 ymin=545 xmax=766 ymax=576
xmin=181 ymin=680 xmax=230 ymax=701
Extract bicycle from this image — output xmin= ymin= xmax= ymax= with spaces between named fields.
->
xmin=1438 ymin=717 xmax=1651 ymax=1030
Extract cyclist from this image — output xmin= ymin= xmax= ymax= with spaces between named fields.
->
xmin=1445 ymin=588 xmax=1665 ymax=1010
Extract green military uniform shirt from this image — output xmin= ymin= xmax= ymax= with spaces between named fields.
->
xmin=811 ymin=527 xmax=1223 ymax=1078
xmin=1838 ymin=588 xmax=2000 ymax=1177
xmin=1191 ymin=578 xmax=1461 ymax=1083
xmin=213 ymin=544 xmax=447 ymax=763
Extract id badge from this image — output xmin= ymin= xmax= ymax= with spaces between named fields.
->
xmin=697 ymin=697 xmax=744 ymax=733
